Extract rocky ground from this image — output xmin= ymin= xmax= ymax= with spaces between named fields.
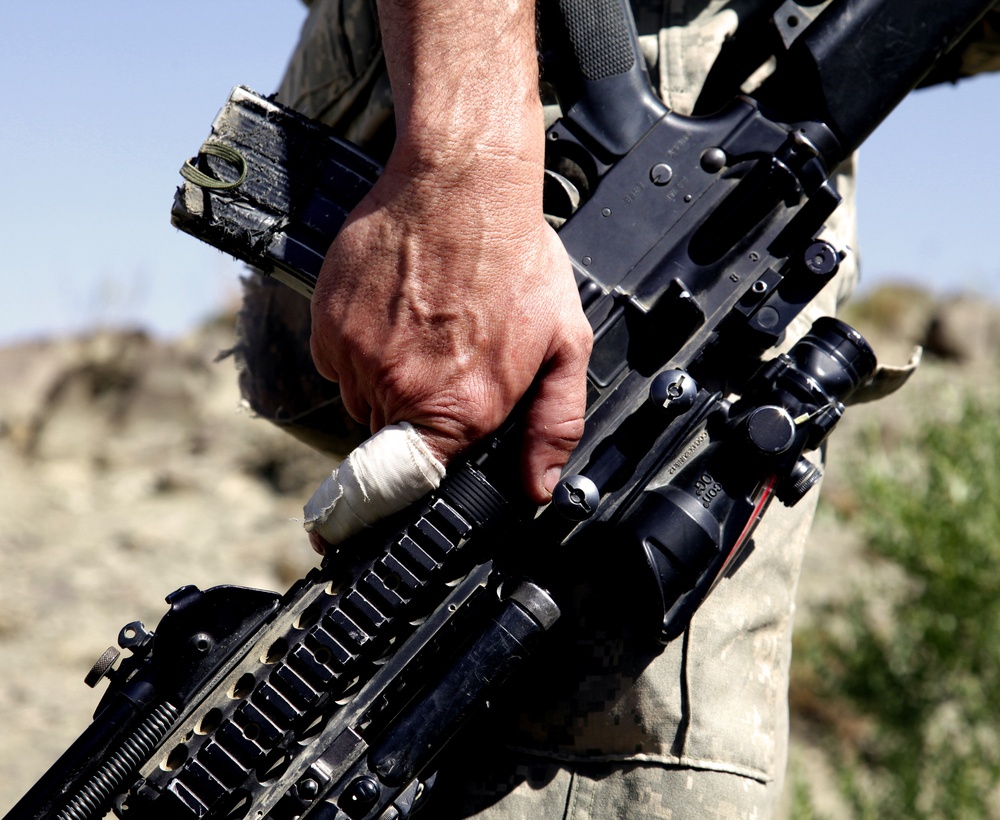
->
xmin=1 ymin=288 xmax=997 ymax=815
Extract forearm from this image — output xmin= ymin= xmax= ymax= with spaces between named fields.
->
xmin=376 ymin=0 xmax=544 ymax=187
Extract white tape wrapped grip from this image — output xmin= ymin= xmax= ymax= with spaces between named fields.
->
xmin=303 ymin=422 xmax=447 ymax=546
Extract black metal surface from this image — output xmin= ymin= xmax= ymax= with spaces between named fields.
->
xmin=755 ymin=0 xmax=995 ymax=157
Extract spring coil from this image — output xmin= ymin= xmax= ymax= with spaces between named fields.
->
xmin=56 ymin=701 xmax=180 ymax=820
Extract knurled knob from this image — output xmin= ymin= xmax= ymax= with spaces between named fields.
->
xmin=776 ymin=458 xmax=823 ymax=506
xmin=84 ymin=646 xmax=121 ymax=688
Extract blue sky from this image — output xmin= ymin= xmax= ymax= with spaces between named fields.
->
xmin=2 ymin=4 xmax=999 ymax=345
xmin=856 ymin=71 xmax=1000 ymax=299
xmin=0 ymin=2 xmax=308 ymax=343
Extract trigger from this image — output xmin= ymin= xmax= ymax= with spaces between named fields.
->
xmin=543 ymin=169 xmax=581 ymax=227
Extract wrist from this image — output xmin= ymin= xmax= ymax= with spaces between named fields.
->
xmin=391 ymin=54 xmax=545 ymax=177
xmin=389 ymin=105 xmax=545 ymax=191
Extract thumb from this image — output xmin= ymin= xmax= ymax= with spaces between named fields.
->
xmin=303 ymin=422 xmax=446 ymax=550
xmin=521 ymin=340 xmax=591 ymax=504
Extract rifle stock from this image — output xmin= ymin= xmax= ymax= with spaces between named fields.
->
xmin=6 ymin=0 xmax=993 ymax=817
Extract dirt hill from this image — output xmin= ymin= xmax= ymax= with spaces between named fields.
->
xmin=1 ymin=288 xmax=997 ymax=814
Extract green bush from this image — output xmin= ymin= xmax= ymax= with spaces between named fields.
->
xmin=794 ymin=398 xmax=1000 ymax=818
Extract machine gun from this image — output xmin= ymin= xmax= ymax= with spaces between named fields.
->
xmin=6 ymin=0 xmax=993 ymax=817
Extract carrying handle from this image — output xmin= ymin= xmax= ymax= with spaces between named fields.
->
xmin=756 ymin=0 xmax=995 ymax=162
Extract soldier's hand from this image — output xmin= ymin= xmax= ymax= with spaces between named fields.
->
xmin=304 ymin=144 xmax=592 ymax=548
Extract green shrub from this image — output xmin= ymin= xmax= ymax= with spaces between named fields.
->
xmin=794 ymin=398 xmax=1000 ymax=818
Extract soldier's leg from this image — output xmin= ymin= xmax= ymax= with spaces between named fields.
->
xmin=436 ymin=757 xmax=775 ymax=820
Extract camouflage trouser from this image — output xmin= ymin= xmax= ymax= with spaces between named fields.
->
xmin=236 ymin=1 xmax=861 ymax=816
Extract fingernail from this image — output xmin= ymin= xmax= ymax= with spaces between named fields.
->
xmin=543 ymin=466 xmax=563 ymax=496
xmin=308 ymin=531 xmax=330 ymax=556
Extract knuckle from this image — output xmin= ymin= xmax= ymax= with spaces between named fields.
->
xmin=571 ymin=315 xmax=595 ymax=352
xmin=542 ymin=415 xmax=587 ymax=451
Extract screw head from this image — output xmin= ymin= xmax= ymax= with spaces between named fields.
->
xmin=650 ymin=163 xmax=673 ymax=185
xmin=340 ymin=776 xmax=381 ymax=815
xmin=649 ymin=369 xmax=697 ymax=414
xmin=188 ymin=632 xmax=214 ymax=655
xmin=552 ymin=475 xmax=600 ymax=521
xmin=804 ymin=241 xmax=839 ymax=275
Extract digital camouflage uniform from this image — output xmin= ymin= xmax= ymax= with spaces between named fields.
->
xmin=234 ymin=2 xmax=1000 ymax=817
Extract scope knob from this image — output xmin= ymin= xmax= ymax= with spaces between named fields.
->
xmin=746 ymin=406 xmax=796 ymax=454
xmin=776 ymin=457 xmax=824 ymax=506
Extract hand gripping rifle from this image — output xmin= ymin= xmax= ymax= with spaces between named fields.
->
xmin=7 ymin=0 xmax=993 ymax=817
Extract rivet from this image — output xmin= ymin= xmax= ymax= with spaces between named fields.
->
xmin=700 ymin=147 xmax=727 ymax=173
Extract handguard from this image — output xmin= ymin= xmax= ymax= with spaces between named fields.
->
xmin=7 ymin=0 xmax=995 ymax=817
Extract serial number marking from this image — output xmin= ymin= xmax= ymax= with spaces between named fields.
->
xmin=667 ymin=430 xmax=710 ymax=476
xmin=623 ymin=181 xmax=646 ymax=205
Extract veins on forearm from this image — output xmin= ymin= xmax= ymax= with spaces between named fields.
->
xmin=375 ymin=0 xmax=542 ymax=151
